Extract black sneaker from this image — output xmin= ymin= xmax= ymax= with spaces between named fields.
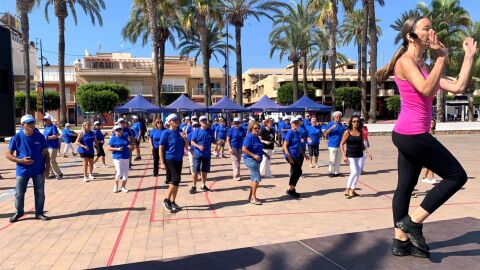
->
xmin=189 ymin=186 xmax=197 ymax=194
xmin=333 ymin=173 xmax=341 ymax=177
xmin=329 ymin=173 xmax=334 ymax=178
xmin=35 ymin=214 xmax=51 ymax=221
xmin=396 ymin=215 xmax=430 ymax=252
xmin=201 ymin=185 xmax=211 ymax=192
xmin=165 ymin=180 xmax=172 ymax=185
xmin=9 ymin=213 xmax=24 ymax=223
xmin=171 ymin=202 xmax=181 ymax=212
xmin=292 ymin=189 xmax=300 ymax=198
xmin=391 ymin=238 xmax=429 ymax=258
xmin=134 ymin=156 xmax=141 ymax=161
xmin=163 ymin=199 xmax=172 ymax=211
xmin=286 ymin=189 xmax=300 ymax=198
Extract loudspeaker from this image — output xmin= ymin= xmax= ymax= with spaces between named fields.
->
xmin=0 ymin=26 xmax=15 ymax=137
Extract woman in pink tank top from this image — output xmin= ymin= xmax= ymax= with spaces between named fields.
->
xmin=376 ymin=16 xmax=477 ymax=258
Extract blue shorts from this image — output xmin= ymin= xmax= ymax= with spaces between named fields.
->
xmin=244 ymin=158 xmax=261 ymax=182
xmin=192 ymin=154 xmax=211 ymax=173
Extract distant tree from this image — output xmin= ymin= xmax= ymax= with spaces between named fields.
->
xmin=77 ymin=90 xmax=119 ymax=113
xmin=386 ymin=95 xmax=401 ymax=116
xmin=77 ymin=83 xmax=129 ymax=103
xmin=276 ymin=82 xmax=315 ymax=105
xmin=15 ymin=92 xmax=37 ymax=115
xmin=335 ymin=87 xmax=361 ymax=109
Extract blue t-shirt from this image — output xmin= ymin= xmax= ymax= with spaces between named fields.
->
xmin=298 ymin=126 xmax=307 ymax=150
xmin=43 ymin=124 xmax=60 ymax=149
xmin=77 ymin=131 xmax=95 ymax=155
xmin=149 ymin=128 xmax=165 ymax=149
xmin=303 ymin=119 xmax=311 ymax=127
xmin=215 ymin=124 xmax=227 ymax=140
xmin=160 ymin=129 xmax=185 ymax=161
xmin=121 ymin=127 xmax=134 ymax=141
xmin=227 ymin=126 xmax=246 ymax=150
xmin=281 ymin=121 xmax=291 ymax=138
xmin=62 ymin=127 xmax=73 ymax=143
xmin=186 ymin=124 xmax=194 ymax=135
xmin=190 ymin=127 xmax=214 ymax=158
xmin=212 ymin=123 xmax=219 ymax=133
xmin=242 ymin=133 xmax=263 ymax=160
xmin=108 ymin=135 xmax=130 ymax=159
xmin=307 ymin=125 xmax=322 ymax=145
xmin=240 ymin=122 xmax=248 ymax=130
xmin=326 ymin=121 xmax=346 ymax=148
xmin=131 ymin=122 xmax=141 ymax=138
xmin=284 ymin=130 xmax=301 ymax=159
xmin=94 ymin=128 xmax=105 ymax=144
xmin=8 ymin=129 xmax=47 ymax=177
xmin=179 ymin=122 xmax=187 ymax=130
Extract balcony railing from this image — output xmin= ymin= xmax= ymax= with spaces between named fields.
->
xmin=128 ymin=86 xmax=153 ymax=96
xmin=192 ymin=87 xmax=224 ymax=96
xmin=162 ymin=85 xmax=186 ymax=93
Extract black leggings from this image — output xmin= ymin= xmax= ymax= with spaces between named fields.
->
xmin=288 ymin=157 xmax=303 ymax=187
xmin=165 ymin=159 xmax=183 ymax=186
xmin=152 ymin=148 xmax=159 ymax=175
xmin=392 ymin=132 xmax=467 ymax=227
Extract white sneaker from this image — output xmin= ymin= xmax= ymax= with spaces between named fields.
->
xmin=316 ymin=164 xmax=320 ymax=168
xmin=310 ymin=164 xmax=314 ymax=168
xmin=88 ymin=174 xmax=95 ymax=180
xmin=121 ymin=187 xmax=129 ymax=193
xmin=422 ymin=178 xmax=436 ymax=184
xmin=94 ymin=164 xmax=100 ymax=168
xmin=113 ymin=185 xmax=119 ymax=193
xmin=103 ymin=164 xmax=110 ymax=168
xmin=83 ymin=176 xmax=90 ymax=182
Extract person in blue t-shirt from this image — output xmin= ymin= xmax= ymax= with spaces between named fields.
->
xmin=149 ymin=118 xmax=165 ymax=177
xmin=324 ymin=111 xmax=347 ymax=177
xmin=131 ymin=115 xmax=142 ymax=161
xmin=227 ymin=118 xmax=246 ymax=181
xmin=75 ymin=121 xmax=98 ymax=182
xmin=242 ymin=121 xmax=270 ymax=205
xmin=7 ymin=115 xmax=51 ymax=222
xmin=303 ymin=113 xmax=312 ymax=127
xmin=107 ymin=125 xmax=134 ymax=193
xmin=117 ymin=118 xmax=135 ymax=168
xmin=214 ymin=118 xmax=228 ymax=158
xmin=93 ymin=121 xmax=109 ymax=168
xmin=61 ymin=123 xmax=77 ymax=157
xmin=188 ymin=116 xmax=216 ymax=194
xmin=306 ymin=117 xmax=322 ymax=168
xmin=43 ymin=114 xmax=63 ymax=180
xmin=160 ymin=114 xmax=188 ymax=212
xmin=240 ymin=119 xmax=249 ymax=131
xmin=283 ymin=118 xmax=309 ymax=198
xmin=281 ymin=117 xmax=291 ymax=139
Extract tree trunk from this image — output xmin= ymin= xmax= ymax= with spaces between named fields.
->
xmin=58 ymin=16 xmax=67 ymax=125
xmin=329 ymin=1 xmax=338 ymax=110
xmin=468 ymin=92 xmax=474 ymax=122
xmin=322 ymin=54 xmax=327 ymax=102
xmin=361 ymin=0 xmax=368 ymax=120
xmin=235 ymin=24 xmax=243 ymax=105
xmin=19 ymin=9 xmax=31 ymax=114
xmin=357 ymin=41 xmax=361 ymax=86
xmin=293 ymin=61 xmax=299 ymax=102
xmin=146 ymin=0 xmax=160 ymax=105
xmin=302 ymin=52 xmax=308 ymax=96
xmin=158 ymin=40 xmax=166 ymax=104
xmin=367 ymin=0 xmax=378 ymax=123
xmin=198 ymin=15 xmax=211 ymax=107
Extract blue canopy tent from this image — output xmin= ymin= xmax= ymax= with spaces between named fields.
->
xmin=207 ymin=97 xmax=248 ymax=113
xmin=162 ymin=94 xmax=208 ymax=112
xmin=286 ymin=95 xmax=332 ymax=112
xmin=248 ymin=95 xmax=289 ymax=112
xmin=114 ymin=94 xmax=162 ymax=113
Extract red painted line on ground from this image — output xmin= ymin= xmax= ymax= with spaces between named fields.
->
xmin=106 ymin=159 xmax=150 ymax=267
xmin=358 ymin=180 xmax=393 ymax=200
xmin=150 ymin=176 xmax=158 ymax=223
xmin=0 ymin=207 xmax=35 ymax=232
xmin=151 ymin=201 xmax=480 ymax=223
xmin=204 ymin=180 xmax=219 ymax=218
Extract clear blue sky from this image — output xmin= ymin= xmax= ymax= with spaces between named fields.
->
xmin=2 ymin=0 xmax=479 ymax=73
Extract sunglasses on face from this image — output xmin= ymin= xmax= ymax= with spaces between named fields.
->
xmin=352 ymin=120 xmax=359 ymax=123
xmin=253 ymin=127 xmax=260 ymax=130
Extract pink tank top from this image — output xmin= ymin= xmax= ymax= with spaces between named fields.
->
xmin=393 ymin=67 xmax=436 ymax=135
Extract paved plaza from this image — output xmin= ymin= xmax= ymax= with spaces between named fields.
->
xmin=0 ymin=135 xmax=479 ymax=269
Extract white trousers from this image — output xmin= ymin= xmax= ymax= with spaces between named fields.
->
xmin=260 ymin=149 xmax=272 ymax=177
xmin=328 ymin=147 xmax=342 ymax=174
xmin=113 ymin=159 xmax=130 ymax=181
xmin=63 ymin=143 xmax=75 ymax=155
xmin=347 ymin=156 xmax=365 ymax=189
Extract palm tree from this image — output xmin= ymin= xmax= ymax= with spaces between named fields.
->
xmin=122 ymin=1 xmax=179 ymax=105
xmin=273 ymin=0 xmax=317 ymax=96
xmin=177 ymin=20 xmax=234 ymax=100
xmin=464 ymin=22 xmax=480 ymax=121
xmin=222 ymin=0 xmax=286 ymax=105
xmin=390 ymin=9 xmax=421 ymax=45
xmin=417 ymin=0 xmax=471 ymax=122
xmin=16 ymin=0 xmax=36 ymax=114
xmin=367 ymin=0 xmax=383 ymax=123
xmin=142 ymin=0 xmax=160 ymax=105
xmin=177 ymin=0 xmax=223 ymax=107
xmin=309 ymin=0 xmax=355 ymax=109
xmin=43 ymin=0 xmax=105 ymax=125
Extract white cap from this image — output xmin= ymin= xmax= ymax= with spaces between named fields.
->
xmin=233 ymin=117 xmax=241 ymax=122
xmin=132 ymin=115 xmax=138 ymax=119
xmin=113 ymin=125 xmax=122 ymax=131
xmin=305 ymin=113 xmax=310 ymax=116
xmin=94 ymin=121 xmax=100 ymax=126
xmin=295 ymin=115 xmax=303 ymax=120
xmin=191 ymin=115 xmax=198 ymax=120
xmin=284 ymin=116 xmax=291 ymax=120
xmin=166 ymin=113 xmax=178 ymax=122
xmin=116 ymin=118 xmax=126 ymax=123
xmin=42 ymin=114 xmax=53 ymax=121
xmin=65 ymin=123 xmax=70 ymax=127
xmin=242 ymin=118 xmax=247 ymax=121
xmin=21 ymin=114 xmax=35 ymax=124
xmin=219 ymin=117 xmax=224 ymax=121
xmin=185 ymin=116 xmax=190 ymax=120
xmin=199 ymin=116 xmax=207 ymax=121
xmin=249 ymin=116 xmax=255 ymax=121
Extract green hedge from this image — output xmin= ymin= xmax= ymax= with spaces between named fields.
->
xmin=276 ymin=82 xmax=316 ymax=105
xmin=335 ymin=87 xmax=361 ymax=109
xmin=77 ymin=83 xmax=129 ymax=102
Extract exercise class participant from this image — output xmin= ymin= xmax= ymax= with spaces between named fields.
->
xmin=93 ymin=121 xmax=108 ymax=168
xmin=226 ymin=117 xmax=246 ymax=181
xmin=150 ymin=118 xmax=165 ymax=177
xmin=107 ymin=125 xmax=133 ymax=193
xmin=75 ymin=121 xmax=98 ymax=182
xmin=283 ymin=117 xmax=309 ymax=198
xmin=376 ymin=16 xmax=476 ymax=257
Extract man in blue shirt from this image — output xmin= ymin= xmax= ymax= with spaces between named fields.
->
xmin=131 ymin=115 xmax=142 ymax=161
xmin=281 ymin=116 xmax=291 ymax=139
xmin=189 ymin=115 xmax=216 ymax=194
xmin=324 ymin=111 xmax=346 ymax=177
xmin=303 ymin=113 xmax=311 ymax=127
xmin=306 ymin=117 xmax=322 ymax=168
xmin=61 ymin=123 xmax=77 ymax=157
xmin=7 ymin=115 xmax=51 ymax=222
xmin=43 ymin=114 xmax=63 ymax=180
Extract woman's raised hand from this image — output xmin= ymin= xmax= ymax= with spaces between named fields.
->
xmin=463 ymin=37 xmax=478 ymax=58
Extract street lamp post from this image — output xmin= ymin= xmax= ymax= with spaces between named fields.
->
xmin=38 ymin=39 xmax=49 ymax=116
